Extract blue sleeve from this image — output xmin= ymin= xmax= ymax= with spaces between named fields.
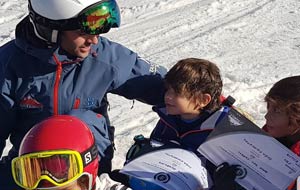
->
xmin=68 ymin=109 xmax=113 ymax=160
xmin=101 ymin=38 xmax=167 ymax=105
xmin=111 ymin=73 xmax=166 ymax=105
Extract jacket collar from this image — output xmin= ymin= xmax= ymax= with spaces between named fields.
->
xmin=14 ymin=16 xmax=57 ymax=63
xmin=276 ymin=132 xmax=300 ymax=149
xmin=152 ymin=105 xmax=211 ymax=130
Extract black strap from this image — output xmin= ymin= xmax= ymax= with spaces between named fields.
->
xmin=222 ymin=95 xmax=235 ymax=107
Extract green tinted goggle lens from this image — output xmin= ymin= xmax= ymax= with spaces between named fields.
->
xmin=79 ymin=0 xmax=120 ymax=35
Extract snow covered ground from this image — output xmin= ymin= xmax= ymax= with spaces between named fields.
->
xmin=1 ymin=0 xmax=300 ymax=169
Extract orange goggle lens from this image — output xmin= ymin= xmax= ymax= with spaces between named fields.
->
xmin=78 ymin=0 xmax=120 ymax=35
xmin=11 ymin=150 xmax=83 ymax=189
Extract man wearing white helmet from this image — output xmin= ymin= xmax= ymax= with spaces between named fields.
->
xmin=0 ymin=0 xmax=166 ymax=188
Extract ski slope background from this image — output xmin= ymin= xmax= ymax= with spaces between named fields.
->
xmin=1 ymin=0 xmax=300 ymax=169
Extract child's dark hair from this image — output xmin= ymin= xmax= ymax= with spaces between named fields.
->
xmin=265 ymin=76 xmax=300 ymax=126
xmin=165 ymin=58 xmax=223 ymax=111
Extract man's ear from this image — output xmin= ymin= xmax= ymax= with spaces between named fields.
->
xmin=196 ymin=93 xmax=212 ymax=110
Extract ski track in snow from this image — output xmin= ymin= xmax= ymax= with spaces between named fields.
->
xmin=1 ymin=0 xmax=300 ymax=169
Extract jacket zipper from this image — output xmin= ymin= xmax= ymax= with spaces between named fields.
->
xmin=52 ymin=54 xmax=62 ymax=115
xmin=73 ymin=98 xmax=81 ymax=109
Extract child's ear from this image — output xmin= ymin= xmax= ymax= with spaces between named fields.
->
xmin=78 ymin=174 xmax=90 ymax=189
xmin=196 ymin=93 xmax=212 ymax=110
xmin=289 ymin=119 xmax=300 ymax=135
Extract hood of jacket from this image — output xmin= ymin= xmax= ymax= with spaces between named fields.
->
xmin=14 ymin=16 xmax=58 ymax=63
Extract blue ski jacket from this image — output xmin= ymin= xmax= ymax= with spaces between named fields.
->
xmin=124 ymin=106 xmax=231 ymax=190
xmin=0 ymin=17 xmax=167 ymax=162
xmin=150 ymin=106 xmax=230 ymax=153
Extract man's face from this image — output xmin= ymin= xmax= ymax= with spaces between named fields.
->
xmin=60 ymin=30 xmax=99 ymax=58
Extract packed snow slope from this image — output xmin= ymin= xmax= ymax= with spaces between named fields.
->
xmin=1 ymin=0 xmax=300 ymax=169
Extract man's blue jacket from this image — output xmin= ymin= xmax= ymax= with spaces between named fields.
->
xmin=0 ymin=17 xmax=166 ymax=164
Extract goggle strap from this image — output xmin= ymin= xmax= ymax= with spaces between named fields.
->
xmin=80 ymin=143 xmax=98 ymax=167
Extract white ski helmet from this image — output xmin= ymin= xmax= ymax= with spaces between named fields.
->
xmin=28 ymin=0 xmax=121 ymax=43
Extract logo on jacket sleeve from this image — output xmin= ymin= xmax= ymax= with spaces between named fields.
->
xmin=138 ymin=56 xmax=159 ymax=74
xmin=20 ymin=96 xmax=43 ymax=109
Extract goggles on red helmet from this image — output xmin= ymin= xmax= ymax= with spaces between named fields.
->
xmin=30 ymin=0 xmax=120 ymax=35
xmin=11 ymin=145 xmax=98 ymax=189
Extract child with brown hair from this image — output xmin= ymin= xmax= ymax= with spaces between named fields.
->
xmin=263 ymin=76 xmax=300 ymax=141
xmin=214 ymin=76 xmax=300 ymax=190
xmin=122 ymin=58 xmax=232 ymax=190
xmin=149 ymin=58 xmax=224 ymax=151
xmin=263 ymin=76 xmax=300 ymax=190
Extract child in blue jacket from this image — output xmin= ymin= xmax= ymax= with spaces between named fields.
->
xmin=115 ymin=58 xmax=232 ymax=190
xmin=149 ymin=58 xmax=227 ymax=153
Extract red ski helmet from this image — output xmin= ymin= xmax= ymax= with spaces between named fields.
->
xmin=17 ymin=115 xmax=99 ymax=189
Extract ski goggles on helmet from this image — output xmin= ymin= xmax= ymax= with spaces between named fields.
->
xmin=11 ymin=147 xmax=98 ymax=189
xmin=77 ymin=0 xmax=121 ymax=35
